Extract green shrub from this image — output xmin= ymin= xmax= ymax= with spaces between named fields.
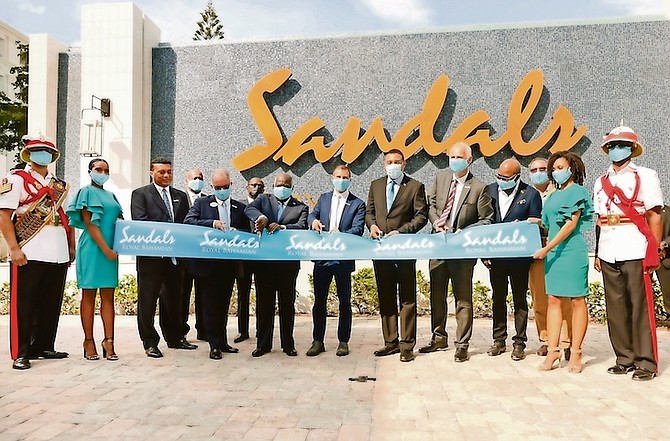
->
xmin=473 ymin=280 xmax=493 ymax=318
xmin=351 ymin=267 xmax=378 ymax=315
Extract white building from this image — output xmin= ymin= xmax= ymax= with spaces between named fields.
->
xmin=0 ymin=21 xmax=27 ymax=100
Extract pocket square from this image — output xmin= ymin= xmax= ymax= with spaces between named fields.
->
xmin=518 ymin=199 xmax=526 ymax=205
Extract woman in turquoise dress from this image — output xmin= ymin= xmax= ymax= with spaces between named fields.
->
xmin=66 ymin=159 xmax=122 ymax=361
xmin=533 ymin=151 xmax=594 ymax=373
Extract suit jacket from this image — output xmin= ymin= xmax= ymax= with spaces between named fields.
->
xmin=183 ymin=195 xmax=250 ymax=278
xmin=428 ymin=170 xmax=493 ymax=232
xmin=131 ymin=184 xmax=190 ymax=267
xmin=365 ymin=174 xmax=428 ymax=234
xmin=244 ymin=193 xmax=308 ymax=230
xmin=307 ymin=191 xmax=366 ymax=270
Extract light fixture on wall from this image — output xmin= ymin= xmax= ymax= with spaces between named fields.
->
xmin=80 ymin=95 xmax=111 ymax=156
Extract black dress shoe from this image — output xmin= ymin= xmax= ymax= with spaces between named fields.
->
xmin=487 ymin=342 xmax=506 ymax=356
xmin=511 ymin=345 xmax=525 ymax=361
xmin=12 ymin=357 xmax=31 ymax=370
xmin=145 ymin=347 xmax=164 ymax=358
xmin=454 ymin=347 xmax=469 ymax=362
xmin=252 ymin=348 xmax=270 ymax=357
xmin=607 ymin=364 xmax=635 ymax=375
xmin=234 ymin=333 xmax=249 ymax=343
xmin=167 ymin=339 xmax=198 ymax=350
xmin=399 ymin=349 xmax=415 ymax=362
xmin=632 ymin=367 xmax=656 ymax=381
xmin=374 ymin=344 xmax=400 ymax=357
xmin=418 ymin=340 xmax=448 ymax=353
xmin=336 ymin=342 xmax=349 ymax=357
xmin=536 ymin=344 xmax=548 ymax=356
xmin=306 ymin=341 xmax=325 ymax=357
xmin=284 ymin=348 xmax=298 ymax=357
xmin=209 ymin=349 xmax=223 ymax=360
xmin=29 ymin=350 xmax=69 ymax=360
xmin=221 ymin=345 xmax=239 ymax=353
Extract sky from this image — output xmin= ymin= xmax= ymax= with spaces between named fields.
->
xmin=1 ymin=0 xmax=669 ymax=46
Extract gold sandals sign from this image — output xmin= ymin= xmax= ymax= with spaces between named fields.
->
xmin=232 ymin=68 xmax=587 ymax=171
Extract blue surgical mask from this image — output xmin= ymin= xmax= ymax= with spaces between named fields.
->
xmin=449 ymin=158 xmax=469 ymax=174
xmin=385 ymin=164 xmax=403 ymax=180
xmin=29 ymin=151 xmax=53 ymax=166
xmin=608 ymin=145 xmax=632 ymax=163
xmin=552 ymin=168 xmax=572 ymax=186
xmin=530 ymin=171 xmax=549 ymax=186
xmin=273 ymin=186 xmax=292 ymax=201
xmin=497 ymin=179 xmax=517 ymax=191
xmin=89 ymin=171 xmax=109 ymax=186
xmin=214 ymin=188 xmax=231 ymax=201
xmin=188 ymin=179 xmax=204 ymax=193
xmin=332 ymin=178 xmax=350 ymax=193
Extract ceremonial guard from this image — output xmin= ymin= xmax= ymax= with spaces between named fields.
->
xmin=0 ymin=135 xmax=74 ymax=370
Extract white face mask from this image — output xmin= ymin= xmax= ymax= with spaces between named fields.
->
xmin=385 ymin=164 xmax=403 ymax=180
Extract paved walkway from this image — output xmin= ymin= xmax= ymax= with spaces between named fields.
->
xmin=0 ymin=315 xmax=668 ymax=441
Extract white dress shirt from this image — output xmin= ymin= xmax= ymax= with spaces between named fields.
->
xmin=329 ymin=190 xmax=349 ymax=232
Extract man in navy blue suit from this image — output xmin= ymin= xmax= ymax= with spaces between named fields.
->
xmin=245 ymin=172 xmax=308 ymax=357
xmin=306 ymin=165 xmax=366 ymax=357
xmin=485 ymin=158 xmax=542 ymax=361
xmin=184 ymin=169 xmax=251 ymax=360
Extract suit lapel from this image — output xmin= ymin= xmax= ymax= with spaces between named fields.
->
xmin=453 ymin=174 xmax=473 ymax=221
xmin=151 ymin=185 xmax=171 ymax=218
xmin=322 ymin=192 xmax=333 ymax=230
xmin=503 ymin=183 xmax=526 ymax=221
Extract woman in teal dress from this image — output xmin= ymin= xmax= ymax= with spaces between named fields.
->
xmin=533 ymin=151 xmax=593 ymax=373
xmin=66 ymin=159 xmax=122 ymax=361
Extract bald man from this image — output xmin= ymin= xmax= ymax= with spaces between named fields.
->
xmin=485 ymin=158 xmax=542 ymax=361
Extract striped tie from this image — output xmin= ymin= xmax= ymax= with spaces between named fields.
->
xmin=436 ymin=181 xmax=457 ymax=230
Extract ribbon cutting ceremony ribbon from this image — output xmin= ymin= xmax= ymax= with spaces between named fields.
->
xmin=113 ymin=220 xmax=541 ymax=261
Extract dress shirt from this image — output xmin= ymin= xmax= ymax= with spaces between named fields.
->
xmin=214 ymin=197 xmax=230 ymax=230
xmin=329 ymin=190 xmax=349 ymax=232
xmin=447 ymin=173 xmax=468 ymax=229
xmin=154 ymin=183 xmax=175 ymax=221
xmin=498 ymin=181 xmax=520 ymax=219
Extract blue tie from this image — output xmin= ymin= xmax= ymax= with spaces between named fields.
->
xmin=386 ymin=181 xmax=396 ymax=212
xmin=219 ymin=201 xmax=229 ymax=231
xmin=277 ymin=201 xmax=285 ymax=221
xmin=161 ymin=188 xmax=174 ymax=222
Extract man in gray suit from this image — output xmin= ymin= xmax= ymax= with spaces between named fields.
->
xmin=419 ymin=142 xmax=494 ymax=362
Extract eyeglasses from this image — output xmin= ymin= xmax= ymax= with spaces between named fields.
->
xmin=248 ymin=183 xmax=264 ymax=187
xmin=212 ymin=185 xmax=230 ymax=190
xmin=529 ymin=167 xmax=547 ymax=173
xmin=496 ymin=173 xmax=519 ymax=182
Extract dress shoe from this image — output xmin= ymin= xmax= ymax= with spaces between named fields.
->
xmin=283 ymin=348 xmax=298 ymax=357
xmin=167 ymin=339 xmax=198 ymax=350
xmin=306 ymin=341 xmax=325 ymax=357
xmin=374 ymin=344 xmax=400 ymax=357
xmin=12 ymin=357 xmax=31 ymax=370
xmin=221 ymin=345 xmax=239 ymax=353
xmin=209 ymin=349 xmax=223 ymax=360
xmin=399 ymin=349 xmax=415 ymax=362
xmin=511 ymin=345 xmax=525 ymax=361
xmin=607 ymin=364 xmax=635 ymax=375
xmin=487 ymin=342 xmax=506 ymax=356
xmin=145 ymin=347 xmax=164 ymax=358
xmin=29 ymin=350 xmax=69 ymax=360
xmin=632 ymin=367 xmax=656 ymax=381
xmin=336 ymin=342 xmax=349 ymax=357
xmin=536 ymin=344 xmax=548 ymax=356
xmin=418 ymin=340 xmax=448 ymax=353
xmin=252 ymin=348 xmax=270 ymax=357
xmin=454 ymin=347 xmax=469 ymax=362
xmin=233 ymin=333 xmax=249 ymax=343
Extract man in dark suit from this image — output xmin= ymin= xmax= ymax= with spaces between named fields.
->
xmin=419 ymin=142 xmax=494 ymax=362
xmin=365 ymin=149 xmax=428 ymax=363
xmin=244 ymin=172 xmax=308 ymax=357
xmin=130 ymin=157 xmax=197 ymax=358
xmin=234 ymin=176 xmax=265 ymax=343
xmin=307 ymin=165 xmax=366 ymax=357
xmin=184 ymin=169 xmax=251 ymax=360
xmin=485 ymin=158 xmax=542 ymax=361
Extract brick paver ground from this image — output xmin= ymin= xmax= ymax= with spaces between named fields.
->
xmin=0 ymin=315 xmax=668 ymax=441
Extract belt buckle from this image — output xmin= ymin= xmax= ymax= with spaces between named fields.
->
xmin=607 ymin=214 xmax=620 ymax=226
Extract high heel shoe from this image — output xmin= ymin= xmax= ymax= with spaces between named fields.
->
xmin=83 ymin=339 xmax=99 ymax=361
xmin=101 ymin=337 xmax=119 ymax=361
xmin=539 ymin=348 xmax=562 ymax=371
xmin=567 ymin=349 xmax=582 ymax=373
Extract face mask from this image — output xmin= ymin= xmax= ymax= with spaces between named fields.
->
xmin=89 ymin=171 xmax=110 ymax=186
xmin=552 ymin=168 xmax=572 ymax=186
xmin=188 ymin=179 xmax=204 ymax=193
xmin=448 ymin=158 xmax=469 ymax=174
xmin=497 ymin=177 xmax=517 ymax=191
xmin=608 ymin=145 xmax=632 ymax=163
xmin=530 ymin=171 xmax=549 ymax=186
xmin=273 ymin=186 xmax=292 ymax=201
xmin=332 ymin=178 xmax=350 ymax=193
xmin=29 ymin=151 xmax=53 ymax=166
xmin=214 ymin=188 xmax=231 ymax=201
xmin=385 ymin=164 xmax=403 ymax=180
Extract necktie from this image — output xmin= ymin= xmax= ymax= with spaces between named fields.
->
xmin=277 ymin=201 xmax=285 ymax=221
xmin=436 ymin=181 xmax=457 ymax=230
xmin=386 ymin=181 xmax=396 ymax=212
xmin=161 ymin=188 xmax=174 ymax=222
xmin=218 ymin=201 xmax=229 ymax=231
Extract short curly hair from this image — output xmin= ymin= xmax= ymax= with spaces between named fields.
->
xmin=547 ymin=151 xmax=586 ymax=186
